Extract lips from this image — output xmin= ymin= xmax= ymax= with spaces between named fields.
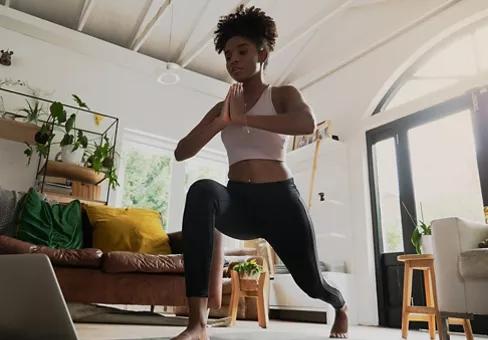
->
xmin=232 ymin=67 xmax=243 ymax=74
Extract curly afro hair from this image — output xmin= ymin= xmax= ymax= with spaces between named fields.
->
xmin=214 ymin=5 xmax=277 ymax=55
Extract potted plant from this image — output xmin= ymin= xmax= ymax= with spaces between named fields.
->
xmin=18 ymin=98 xmax=46 ymax=124
xmin=412 ymin=221 xmax=432 ymax=254
xmin=232 ymin=259 xmax=264 ymax=282
xmin=83 ymin=135 xmax=120 ymax=190
xmin=23 ymin=94 xmax=120 ymax=189
xmin=403 ymin=202 xmax=432 ymax=254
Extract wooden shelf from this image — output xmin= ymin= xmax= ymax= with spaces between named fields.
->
xmin=0 ymin=116 xmax=39 ymax=144
xmin=39 ymin=160 xmax=104 ymax=185
xmin=41 ymin=191 xmax=106 ymax=205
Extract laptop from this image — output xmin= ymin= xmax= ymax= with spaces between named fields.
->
xmin=0 ymin=253 xmax=79 ymax=340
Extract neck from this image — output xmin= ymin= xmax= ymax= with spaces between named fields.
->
xmin=242 ymin=72 xmax=267 ymax=96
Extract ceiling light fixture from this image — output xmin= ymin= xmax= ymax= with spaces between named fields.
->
xmin=157 ymin=62 xmax=180 ymax=85
xmin=157 ymin=1 xmax=180 ymax=85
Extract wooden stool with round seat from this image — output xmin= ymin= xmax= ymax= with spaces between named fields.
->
xmin=398 ymin=254 xmax=473 ymax=340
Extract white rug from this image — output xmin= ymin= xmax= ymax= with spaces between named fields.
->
xmin=126 ymin=333 xmax=330 ymax=340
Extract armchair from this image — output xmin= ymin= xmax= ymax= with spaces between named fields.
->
xmin=431 ymin=217 xmax=488 ymax=339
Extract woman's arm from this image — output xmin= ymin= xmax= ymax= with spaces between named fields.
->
xmin=231 ymin=85 xmax=316 ymax=135
xmin=174 ymin=102 xmax=225 ymax=162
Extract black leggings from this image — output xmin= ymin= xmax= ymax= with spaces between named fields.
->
xmin=182 ymin=178 xmax=345 ymax=310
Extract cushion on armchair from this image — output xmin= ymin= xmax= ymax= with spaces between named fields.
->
xmin=459 ymin=248 xmax=488 ymax=279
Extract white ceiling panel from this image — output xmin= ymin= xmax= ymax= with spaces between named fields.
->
xmin=270 ymin=0 xmax=345 ymax=47
xmin=1 ymin=0 xmax=467 ymax=89
xmin=82 ymin=0 xmax=151 ymax=48
xmin=186 ymin=41 xmax=228 ymax=82
xmin=138 ymin=0 xmax=210 ymax=62
xmin=9 ymin=0 xmax=85 ymax=29
xmin=288 ymin=0 xmax=446 ymax=84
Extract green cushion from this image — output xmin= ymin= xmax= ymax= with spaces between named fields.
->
xmin=14 ymin=188 xmax=83 ymax=249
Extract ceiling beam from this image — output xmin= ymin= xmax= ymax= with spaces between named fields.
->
xmin=130 ymin=0 xmax=171 ymax=52
xmin=294 ymin=0 xmax=464 ymax=90
xmin=271 ymin=0 xmax=354 ymax=61
xmin=5 ymin=0 xmax=11 ymax=8
xmin=176 ymin=0 xmax=252 ymax=68
xmin=172 ymin=0 xmax=212 ymax=60
xmin=274 ymin=0 xmax=354 ymax=86
xmin=77 ymin=0 xmax=97 ymax=31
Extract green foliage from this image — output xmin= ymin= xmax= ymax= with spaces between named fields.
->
xmin=232 ymin=259 xmax=264 ymax=277
xmin=402 ymin=202 xmax=431 ymax=254
xmin=411 ymin=221 xmax=431 ymax=254
xmin=121 ymin=148 xmax=172 ymax=229
xmin=18 ymin=99 xmax=45 ymax=123
xmin=385 ymin=227 xmax=403 ymax=253
xmin=22 ymin=94 xmax=119 ymax=188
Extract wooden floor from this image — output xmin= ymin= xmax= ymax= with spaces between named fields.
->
xmin=76 ymin=320 xmax=487 ymax=340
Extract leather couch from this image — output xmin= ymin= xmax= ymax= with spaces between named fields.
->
xmin=0 ymin=198 xmax=233 ymax=310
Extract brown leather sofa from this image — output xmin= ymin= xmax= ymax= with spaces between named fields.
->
xmin=0 ymin=203 xmax=266 ymax=316
xmin=0 ymin=210 xmax=225 ymax=310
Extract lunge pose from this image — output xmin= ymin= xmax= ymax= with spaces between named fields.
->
xmin=172 ymin=5 xmax=348 ymax=339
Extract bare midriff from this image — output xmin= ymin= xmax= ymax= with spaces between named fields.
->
xmin=227 ymin=159 xmax=292 ymax=183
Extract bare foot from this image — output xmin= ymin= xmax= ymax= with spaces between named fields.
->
xmin=329 ymin=304 xmax=348 ymax=338
xmin=171 ymin=325 xmax=208 ymax=340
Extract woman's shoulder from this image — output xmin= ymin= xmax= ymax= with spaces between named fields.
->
xmin=270 ymin=85 xmax=303 ymax=112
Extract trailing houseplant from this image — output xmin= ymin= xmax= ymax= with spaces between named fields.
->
xmin=83 ymin=135 xmax=120 ymax=190
xmin=232 ymin=259 xmax=264 ymax=280
xmin=23 ymin=94 xmax=119 ymax=189
xmin=24 ymin=95 xmax=88 ymax=164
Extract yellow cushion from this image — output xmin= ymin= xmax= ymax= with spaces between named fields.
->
xmin=84 ymin=205 xmax=171 ymax=255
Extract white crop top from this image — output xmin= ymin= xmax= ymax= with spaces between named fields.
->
xmin=221 ymin=85 xmax=289 ymax=166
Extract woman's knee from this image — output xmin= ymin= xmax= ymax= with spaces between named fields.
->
xmin=186 ymin=179 xmax=224 ymax=204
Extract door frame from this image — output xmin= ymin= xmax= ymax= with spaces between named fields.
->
xmin=366 ymin=91 xmax=473 ymax=327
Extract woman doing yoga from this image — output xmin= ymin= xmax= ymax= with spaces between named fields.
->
xmin=172 ymin=5 xmax=348 ymax=340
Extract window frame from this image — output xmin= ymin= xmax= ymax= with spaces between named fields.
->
xmin=373 ymin=17 xmax=488 ymax=114
xmin=114 ymin=128 xmax=228 ymax=234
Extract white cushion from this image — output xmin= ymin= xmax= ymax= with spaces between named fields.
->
xmin=459 ymin=248 xmax=488 ymax=279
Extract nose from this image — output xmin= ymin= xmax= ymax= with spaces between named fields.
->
xmin=229 ymin=54 xmax=240 ymax=64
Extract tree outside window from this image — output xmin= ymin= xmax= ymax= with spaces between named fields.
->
xmin=120 ymin=145 xmax=172 ymax=230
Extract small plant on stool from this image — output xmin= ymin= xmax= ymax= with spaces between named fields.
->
xmin=232 ymin=259 xmax=264 ymax=281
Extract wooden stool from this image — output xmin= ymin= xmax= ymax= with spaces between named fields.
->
xmin=398 ymin=254 xmax=473 ymax=340
xmin=228 ymin=270 xmax=269 ymax=328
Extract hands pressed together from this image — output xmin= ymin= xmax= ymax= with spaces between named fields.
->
xmin=215 ymin=83 xmax=246 ymax=128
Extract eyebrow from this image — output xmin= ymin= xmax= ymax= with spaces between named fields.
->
xmin=224 ymin=43 xmax=250 ymax=54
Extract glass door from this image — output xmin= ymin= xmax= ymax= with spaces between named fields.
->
xmin=408 ymin=109 xmax=484 ymax=224
xmin=367 ymin=93 xmax=487 ymax=330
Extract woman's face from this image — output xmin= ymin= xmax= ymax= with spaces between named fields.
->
xmin=224 ymin=36 xmax=266 ymax=82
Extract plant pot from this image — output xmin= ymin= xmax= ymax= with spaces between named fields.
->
xmin=238 ymin=272 xmax=261 ymax=291
xmin=58 ymin=145 xmax=84 ymax=165
xmin=420 ymin=235 xmax=433 ymax=254
xmin=239 ymin=272 xmax=261 ymax=280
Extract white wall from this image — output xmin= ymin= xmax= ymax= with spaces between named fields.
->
xmin=298 ymin=0 xmax=488 ymax=326
xmin=0 ymin=21 xmax=227 ymax=191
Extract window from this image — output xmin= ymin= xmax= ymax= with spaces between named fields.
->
xmin=119 ymin=142 xmax=172 ymax=230
xmin=183 ymin=157 xmax=242 ymax=249
xmin=377 ymin=19 xmax=488 ymax=112
xmin=184 ymin=157 xmax=227 ymax=193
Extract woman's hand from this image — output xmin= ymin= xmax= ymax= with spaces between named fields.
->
xmin=230 ymin=83 xmax=246 ymax=125
xmin=214 ymin=86 xmax=233 ymax=128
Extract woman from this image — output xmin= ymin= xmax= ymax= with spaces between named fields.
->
xmin=172 ymin=5 xmax=348 ymax=340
